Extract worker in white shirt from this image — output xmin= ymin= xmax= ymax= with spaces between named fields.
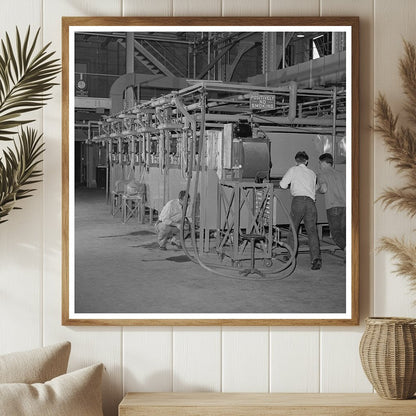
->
xmin=279 ymin=151 xmax=322 ymax=270
xmin=155 ymin=190 xmax=189 ymax=251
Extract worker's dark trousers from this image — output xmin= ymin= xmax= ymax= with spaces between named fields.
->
xmin=327 ymin=206 xmax=346 ymax=250
xmin=286 ymin=196 xmax=321 ymax=262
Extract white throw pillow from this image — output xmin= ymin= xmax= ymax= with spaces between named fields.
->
xmin=0 ymin=341 xmax=71 ymax=384
xmin=0 ymin=363 xmax=104 ymax=416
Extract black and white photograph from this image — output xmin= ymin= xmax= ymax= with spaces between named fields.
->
xmin=63 ymin=18 xmax=359 ymax=325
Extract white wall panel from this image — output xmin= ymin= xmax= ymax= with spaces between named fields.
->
xmin=0 ymin=0 xmax=42 ymax=33
xmin=270 ymin=327 xmax=320 ymax=392
xmin=270 ymin=0 xmax=320 ymax=16
xmin=61 ymin=328 xmax=123 ymax=415
xmin=173 ymin=0 xmax=221 ymax=16
xmin=320 ymin=0 xmax=375 ymax=393
xmin=320 ymin=327 xmax=372 ymax=392
xmin=42 ymin=2 xmax=123 ymax=415
xmin=123 ymin=0 xmax=173 ymax=16
xmin=373 ymin=0 xmax=416 ymax=317
xmin=173 ymin=327 xmax=221 ymax=392
xmin=375 ymin=252 xmax=416 ymax=317
xmin=48 ymin=0 xmax=123 ymax=17
xmin=124 ymin=328 xmax=173 ymax=393
xmin=222 ymin=327 xmax=269 ymax=392
xmin=0 ymin=0 xmax=43 ymax=355
xmin=0 ymin=200 xmax=43 ymax=352
xmin=222 ymin=0 xmax=270 ymax=16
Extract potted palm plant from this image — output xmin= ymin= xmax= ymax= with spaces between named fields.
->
xmin=0 ymin=27 xmax=60 ymax=223
xmin=359 ymin=40 xmax=416 ymax=400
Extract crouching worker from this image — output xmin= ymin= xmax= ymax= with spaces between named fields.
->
xmin=155 ymin=190 xmax=189 ymax=251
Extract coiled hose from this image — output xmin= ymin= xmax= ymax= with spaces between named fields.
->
xmin=178 ymin=91 xmax=298 ymax=280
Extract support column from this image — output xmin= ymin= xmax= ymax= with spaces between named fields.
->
xmin=262 ymin=32 xmax=278 ymax=74
xmin=288 ymin=81 xmax=297 ymax=122
xmin=332 ymin=32 xmax=346 ymax=54
xmin=125 ymin=32 xmax=135 ymax=109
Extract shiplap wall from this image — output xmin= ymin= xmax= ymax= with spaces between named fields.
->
xmin=1 ymin=1 xmax=416 ymax=415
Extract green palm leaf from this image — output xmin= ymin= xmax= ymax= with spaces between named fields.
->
xmin=0 ymin=27 xmax=60 ymax=141
xmin=0 ymin=127 xmax=45 ymax=223
xmin=0 ymin=26 xmax=59 ymax=224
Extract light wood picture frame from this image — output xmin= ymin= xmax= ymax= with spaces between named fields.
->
xmin=62 ymin=16 xmax=359 ymax=326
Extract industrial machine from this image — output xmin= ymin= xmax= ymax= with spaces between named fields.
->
xmin=91 ymin=81 xmax=346 ymax=279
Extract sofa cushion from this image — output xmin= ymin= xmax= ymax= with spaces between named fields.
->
xmin=0 ymin=363 xmax=104 ymax=416
xmin=0 ymin=341 xmax=71 ymax=384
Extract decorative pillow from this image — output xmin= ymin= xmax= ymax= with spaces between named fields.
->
xmin=0 ymin=341 xmax=71 ymax=384
xmin=0 ymin=363 xmax=104 ymax=416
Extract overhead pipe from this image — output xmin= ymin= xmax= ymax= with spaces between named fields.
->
xmin=174 ymin=96 xmax=197 ymax=177
xmin=199 ymin=113 xmax=346 ymax=127
xmin=110 ymin=73 xmax=188 ymax=114
xmin=249 ymin=50 xmax=347 ymax=89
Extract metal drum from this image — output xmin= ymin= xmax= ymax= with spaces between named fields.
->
xmin=235 ymin=139 xmax=270 ymax=180
xmin=222 ymin=137 xmax=270 ymax=181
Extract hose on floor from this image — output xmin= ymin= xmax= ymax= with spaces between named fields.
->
xmin=178 ymin=89 xmax=298 ymax=280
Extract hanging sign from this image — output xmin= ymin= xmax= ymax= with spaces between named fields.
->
xmin=250 ymin=94 xmax=275 ymax=110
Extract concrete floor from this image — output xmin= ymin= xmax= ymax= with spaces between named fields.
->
xmin=75 ymin=188 xmax=346 ymax=314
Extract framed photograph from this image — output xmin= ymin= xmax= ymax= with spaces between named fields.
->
xmin=62 ymin=17 xmax=359 ymax=325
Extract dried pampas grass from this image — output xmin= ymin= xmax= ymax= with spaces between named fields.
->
xmin=379 ymin=237 xmax=416 ymax=294
xmin=375 ymin=40 xmax=416 ymax=295
xmin=378 ymin=188 xmax=416 ymax=219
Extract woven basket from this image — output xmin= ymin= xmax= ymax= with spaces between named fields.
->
xmin=359 ymin=317 xmax=416 ymax=399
